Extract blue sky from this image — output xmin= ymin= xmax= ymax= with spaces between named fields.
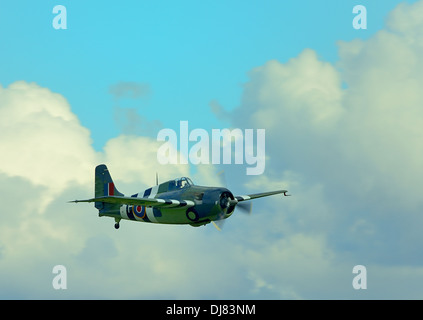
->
xmin=0 ymin=0 xmax=407 ymax=149
xmin=1 ymin=0 xmax=423 ymax=300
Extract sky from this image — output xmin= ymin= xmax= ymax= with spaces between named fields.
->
xmin=1 ymin=0 xmax=423 ymax=299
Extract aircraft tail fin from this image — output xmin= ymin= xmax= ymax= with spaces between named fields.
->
xmin=94 ymin=164 xmax=123 ymax=210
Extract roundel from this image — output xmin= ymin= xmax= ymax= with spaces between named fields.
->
xmin=134 ymin=205 xmax=146 ymax=219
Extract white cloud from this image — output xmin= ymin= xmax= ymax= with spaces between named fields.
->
xmin=236 ymin=1 xmax=423 ymax=211
xmin=227 ymin=0 xmax=423 ymax=297
xmin=0 ymin=81 xmax=98 ymax=211
xmin=102 ymin=134 xmax=190 ymax=192
xmin=387 ymin=0 xmax=423 ymax=41
xmin=3 ymin=1 xmax=423 ymax=300
xmin=242 ymin=49 xmax=344 ymax=133
xmin=0 ymin=80 xmax=227 ymax=299
xmin=242 ymin=233 xmax=335 ymax=299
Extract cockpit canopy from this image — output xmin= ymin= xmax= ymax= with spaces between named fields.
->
xmin=168 ymin=177 xmax=194 ymax=191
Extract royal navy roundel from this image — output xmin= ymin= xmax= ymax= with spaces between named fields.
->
xmin=134 ymin=205 xmax=145 ymax=218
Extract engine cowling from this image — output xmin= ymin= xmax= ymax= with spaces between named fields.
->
xmin=219 ymin=191 xmax=235 ymax=215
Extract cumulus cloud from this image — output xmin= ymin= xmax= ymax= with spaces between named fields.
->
xmin=102 ymin=135 xmax=190 ymax=189
xmin=0 ymin=82 xmax=97 ymax=187
xmin=242 ymin=49 xmax=344 ymax=132
xmin=0 ymin=80 xmax=225 ymax=299
xmin=229 ymin=0 xmax=423 ymax=283
xmin=3 ymin=1 xmax=423 ymax=300
xmin=0 ymin=81 xmax=99 ymax=212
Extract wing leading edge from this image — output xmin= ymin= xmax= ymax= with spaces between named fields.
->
xmin=233 ymin=190 xmax=289 ymax=204
xmin=69 ymin=196 xmax=195 ymax=208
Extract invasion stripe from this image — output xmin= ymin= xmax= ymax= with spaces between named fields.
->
xmin=126 ymin=206 xmax=135 ymax=220
xmin=143 ymin=188 xmax=152 ymax=197
xmin=146 ymin=207 xmax=157 ymax=223
xmin=148 ymin=185 xmax=159 ymax=199
xmin=120 ymin=205 xmax=129 ymax=220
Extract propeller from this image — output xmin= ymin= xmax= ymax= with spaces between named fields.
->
xmin=211 ymin=219 xmax=225 ymax=231
xmin=211 ymin=191 xmax=232 ymax=231
xmin=211 ymin=170 xmax=253 ymax=230
xmin=217 ymin=170 xmax=252 ymax=215
xmin=237 ymin=201 xmax=252 ymax=214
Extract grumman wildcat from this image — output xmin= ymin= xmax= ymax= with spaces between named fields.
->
xmin=70 ymin=164 xmax=289 ymax=230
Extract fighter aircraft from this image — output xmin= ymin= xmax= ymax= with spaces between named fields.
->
xmin=70 ymin=164 xmax=290 ymax=230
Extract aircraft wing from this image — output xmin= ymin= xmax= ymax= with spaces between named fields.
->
xmin=233 ymin=190 xmax=289 ymax=203
xmin=69 ymin=196 xmax=195 ymax=208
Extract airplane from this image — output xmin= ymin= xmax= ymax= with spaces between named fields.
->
xmin=69 ymin=164 xmax=290 ymax=230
